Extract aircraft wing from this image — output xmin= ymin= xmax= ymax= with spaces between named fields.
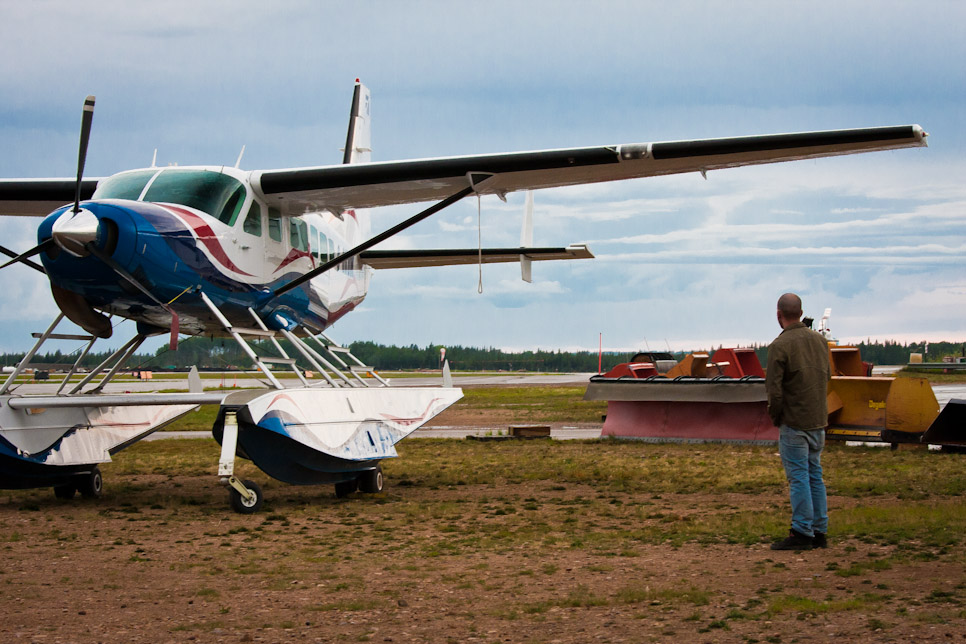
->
xmin=359 ymin=244 xmax=593 ymax=269
xmin=0 ymin=179 xmax=100 ymax=216
xmin=251 ymin=125 xmax=927 ymax=213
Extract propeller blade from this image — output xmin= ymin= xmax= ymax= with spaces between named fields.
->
xmin=74 ymin=95 xmax=95 ymax=214
xmin=0 ymin=239 xmax=52 ymax=271
xmin=0 ymin=245 xmax=45 ymax=273
xmin=85 ymin=242 xmax=181 ymax=350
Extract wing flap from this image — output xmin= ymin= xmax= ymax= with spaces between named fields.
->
xmin=359 ymin=244 xmax=593 ymax=269
xmin=252 ymin=125 xmax=926 ymax=213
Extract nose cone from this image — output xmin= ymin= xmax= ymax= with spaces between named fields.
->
xmin=51 ymin=208 xmax=99 ymax=256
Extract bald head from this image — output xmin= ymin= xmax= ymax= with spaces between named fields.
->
xmin=776 ymin=293 xmax=802 ymax=328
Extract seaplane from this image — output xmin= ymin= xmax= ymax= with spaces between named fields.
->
xmin=0 ymin=81 xmax=927 ymax=512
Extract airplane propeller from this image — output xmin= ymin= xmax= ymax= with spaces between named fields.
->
xmin=0 ymin=96 xmax=96 ymax=270
xmin=8 ymin=94 xmax=180 ymax=347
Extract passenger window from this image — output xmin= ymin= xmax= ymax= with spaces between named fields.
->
xmin=290 ymin=219 xmax=308 ymax=252
xmin=268 ymin=208 xmax=282 ymax=242
xmin=243 ymin=202 xmax=262 ymax=237
xmin=309 ymin=225 xmax=319 ymax=259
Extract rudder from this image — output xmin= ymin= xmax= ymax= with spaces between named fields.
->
xmin=342 ymin=80 xmax=371 ymax=165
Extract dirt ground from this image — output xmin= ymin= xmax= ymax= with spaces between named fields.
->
xmin=1 ymin=417 xmax=965 ymax=643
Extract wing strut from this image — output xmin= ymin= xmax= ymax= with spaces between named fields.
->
xmin=272 ymin=178 xmax=491 ymax=299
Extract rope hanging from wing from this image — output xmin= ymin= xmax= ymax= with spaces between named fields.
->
xmin=477 ymin=193 xmax=483 ymax=294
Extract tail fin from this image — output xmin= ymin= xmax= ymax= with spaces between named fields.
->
xmin=342 ymin=80 xmax=371 ymax=164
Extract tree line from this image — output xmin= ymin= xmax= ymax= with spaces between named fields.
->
xmin=2 ymin=338 xmax=962 ymax=373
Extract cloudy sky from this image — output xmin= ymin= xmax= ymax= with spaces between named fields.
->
xmin=0 ymin=1 xmax=963 ymax=356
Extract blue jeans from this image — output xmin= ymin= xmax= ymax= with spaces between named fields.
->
xmin=778 ymin=425 xmax=828 ymax=537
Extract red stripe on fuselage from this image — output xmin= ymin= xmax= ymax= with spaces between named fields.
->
xmin=160 ymin=204 xmax=254 ymax=277
xmin=275 ymin=247 xmax=315 ymax=273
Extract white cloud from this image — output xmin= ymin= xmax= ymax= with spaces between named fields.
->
xmin=0 ymin=1 xmax=964 ymax=354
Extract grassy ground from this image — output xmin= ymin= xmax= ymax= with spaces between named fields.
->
xmin=896 ymin=368 xmax=966 ymax=384
xmin=56 ymin=438 xmax=966 ymax=554
xmin=2 ymin=438 xmax=964 ymax=643
xmin=443 ymin=385 xmax=606 ymax=424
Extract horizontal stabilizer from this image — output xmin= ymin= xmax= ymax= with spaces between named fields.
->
xmin=359 ymin=244 xmax=592 ymax=269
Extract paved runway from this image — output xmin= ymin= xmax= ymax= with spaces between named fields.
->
xmin=8 ymin=371 xmax=596 ymax=395
xmin=11 ymin=370 xmax=966 ymax=443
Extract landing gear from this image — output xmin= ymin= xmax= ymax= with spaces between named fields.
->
xmin=220 ymin=410 xmax=265 ymax=514
xmin=52 ymin=466 xmax=102 ymax=501
xmin=359 ymin=466 xmax=384 ymax=493
xmin=77 ymin=466 xmax=103 ymax=498
xmin=336 ymin=466 xmax=384 ymax=497
xmin=228 ymin=478 xmax=263 ymax=514
xmin=334 ymin=478 xmax=358 ymax=498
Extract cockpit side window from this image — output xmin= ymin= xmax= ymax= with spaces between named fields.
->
xmin=92 ymin=170 xmax=157 ymax=200
xmin=217 ymin=184 xmax=246 ymax=226
xmin=243 ymin=202 xmax=262 ymax=237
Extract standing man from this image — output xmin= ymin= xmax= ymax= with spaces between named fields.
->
xmin=766 ymin=293 xmax=831 ymax=550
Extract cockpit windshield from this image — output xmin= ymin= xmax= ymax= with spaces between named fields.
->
xmin=93 ymin=168 xmax=248 ymax=226
xmin=144 ymin=170 xmax=247 ymax=225
xmin=92 ymin=170 xmax=155 ymax=201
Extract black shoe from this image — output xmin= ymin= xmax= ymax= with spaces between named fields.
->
xmin=770 ymin=529 xmax=815 ymax=551
xmin=812 ymin=531 xmax=827 ymax=549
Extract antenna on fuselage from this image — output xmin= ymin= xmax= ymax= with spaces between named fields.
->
xmin=235 ymin=145 xmax=246 ymax=169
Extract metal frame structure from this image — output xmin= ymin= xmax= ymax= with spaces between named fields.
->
xmin=199 ymin=291 xmax=388 ymax=391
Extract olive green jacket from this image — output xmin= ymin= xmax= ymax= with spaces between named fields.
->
xmin=765 ymin=322 xmax=831 ymax=430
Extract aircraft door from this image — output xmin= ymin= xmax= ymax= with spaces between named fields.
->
xmin=237 ymin=201 xmax=264 ymax=262
xmin=265 ymin=207 xmax=287 ymax=277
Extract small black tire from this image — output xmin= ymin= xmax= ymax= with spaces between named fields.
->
xmin=54 ymin=485 xmax=76 ymax=500
xmin=77 ymin=467 xmax=103 ymax=499
xmin=229 ymin=479 xmax=263 ymax=514
xmin=334 ymin=478 xmax=358 ymax=498
xmin=359 ymin=466 xmax=384 ymax=494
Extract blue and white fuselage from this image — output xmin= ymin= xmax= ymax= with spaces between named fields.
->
xmin=39 ymin=165 xmax=372 ymax=339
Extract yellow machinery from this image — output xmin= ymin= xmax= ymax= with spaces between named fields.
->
xmin=825 ymin=345 xmax=940 ymax=444
xmin=827 ymin=376 xmax=939 ymax=443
